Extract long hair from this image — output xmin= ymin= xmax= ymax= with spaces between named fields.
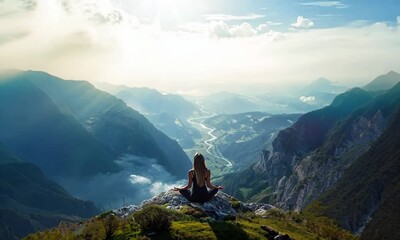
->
xmin=193 ymin=153 xmax=207 ymax=187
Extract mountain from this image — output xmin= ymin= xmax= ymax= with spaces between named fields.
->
xmin=308 ymin=84 xmax=400 ymax=236
xmin=273 ymin=83 xmax=400 ymax=211
xmin=15 ymin=70 xmax=192 ymax=178
xmin=0 ymin=70 xmax=192 ymax=207
xmin=94 ymin=82 xmax=201 ymax=148
xmin=146 ymin=112 xmax=201 ymax=148
xmin=0 ymin=73 xmax=119 ymax=178
xmin=304 ymin=77 xmax=348 ymax=94
xmin=294 ymin=77 xmax=349 ymax=112
xmin=220 ymin=87 xmax=373 ymax=205
xmin=0 ymin=145 xmax=99 ymax=240
xmin=115 ymin=87 xmax=198 ymax=118
xmin=364 ymin=71 xmax=400 ymax=91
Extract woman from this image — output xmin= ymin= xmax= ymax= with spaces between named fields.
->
xmin=173 ymin=153 xmax=224 ymax=203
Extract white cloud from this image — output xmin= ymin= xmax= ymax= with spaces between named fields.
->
xmin=300 ymin=96 xmax=316 ymax=104
xmin=207 ymin=21 xmax=282 ymax=38
xmin=208 ymin=21 xmax=232 ymax=38
xmin=291 ymin=16 xmax=314 ymax=28
xmin=397 ymin=16 xmax=400 ymax=25
xmin=264 ymin=30 xmax=284 ymax=41
xmin=203 ymin=13 xmax=265 ymax=21
xmin=301 ymin=1 xmax=348 ymax=8
xmin=208 ymin=21 xmax=259 ymax=38
xmin=0 ymin=1 xmax=399 ymax=95
xmin=256 ymin=24 xmax=269 ymax=33
xmin=267 ymin=21 xmax=283 ymax=26
xmin=150 ymin=181 xmax=184 ymax=195
xmin=230 ymin=22 xmax=257 ymax=37
xmin=130 ymin=174 xmax=152 ymax=184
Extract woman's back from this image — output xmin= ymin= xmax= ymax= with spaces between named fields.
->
xmin=174 ymin=153 xmax=223 ymax=203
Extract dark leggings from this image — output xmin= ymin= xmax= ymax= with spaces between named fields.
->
xmin=179 ymin=189 xmax=218 ymax=203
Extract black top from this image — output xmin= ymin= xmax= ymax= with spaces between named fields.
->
xmin=191 ymin=170 xmax=208 ymax=200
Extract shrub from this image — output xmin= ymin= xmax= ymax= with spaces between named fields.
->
xmin=132 ymin=205 xmax=171 ymax=232
xmin=263 ymin=208 xmax=288 ymax=220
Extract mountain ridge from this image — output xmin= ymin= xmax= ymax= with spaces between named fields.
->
xmin=0 ymin=145 xmax=99 ymax=240
xmin=364 ymin=71 xmax=400 ymax=91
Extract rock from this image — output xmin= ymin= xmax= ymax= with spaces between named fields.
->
xmin=141 ymin=190 xmax=237 ymax=220
xmin=242 ymin=202 xmax=275 ymax=214
xmin=113 ymin=190 xmax=278 ymax=221
xmin=261 ymin=225 xmax=278 ymax=236
xmin=274 ymin=234 xmax=291 ymax=240
xmin=113 ymin=205 xmax=139 ymax=218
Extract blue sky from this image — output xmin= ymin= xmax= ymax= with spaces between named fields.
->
xmin=111 ymin=0 xmax=400 ymax=30
xmin=0 ymin=0 xmax=399 ymax=94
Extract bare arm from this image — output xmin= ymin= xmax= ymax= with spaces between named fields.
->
xmin=177 ymin=170 xmax=193 ymax=190
xmin=206 ymin=170 xmax=219 ymax=190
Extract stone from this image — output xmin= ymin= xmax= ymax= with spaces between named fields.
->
xmin=113 ymin=190 xmax=277 ymax=221
xmin=113 ymin=205 xmax=139 ymax=218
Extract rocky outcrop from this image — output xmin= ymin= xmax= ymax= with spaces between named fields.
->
xmin=276 ymin=109 xmax=387 ymax=211
xmin=113 ymin=190 xmax=275 ymax=220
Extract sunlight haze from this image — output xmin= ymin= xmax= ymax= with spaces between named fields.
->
xmin=0 ymin=0 xmax=399 ymax=94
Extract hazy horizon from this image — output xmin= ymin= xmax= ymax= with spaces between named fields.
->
xmin=0 ymin=0 xmax=399 ymax=95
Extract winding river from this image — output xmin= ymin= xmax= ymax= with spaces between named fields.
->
xmin=187 ymin=109 xmax=233 ymax=168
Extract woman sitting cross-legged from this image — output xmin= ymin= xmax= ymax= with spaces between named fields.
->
xmin=173 ymin=153 xmax=224 ymax=203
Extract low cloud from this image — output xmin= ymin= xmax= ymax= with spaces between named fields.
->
xmin=203 ymin=13 xmax=265 ymax=21
xmin=208 ymin=21 xmax=274 ymax=38
xmin=300 ymin=96 xmax=316 ymax=104
xmin=60 ymin=155 xmax=186 ymax=209
xmin=300 ymin=1 xmax=348 ymax=9
xmin=291 ymin=16 xmax=314 ymax=29
xmin=130 ymin=174 xmax=152 ymax=184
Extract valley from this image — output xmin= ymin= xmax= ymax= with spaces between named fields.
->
xmin=1 ymin=69 xmax=400 ymax=240
xmin=186 ymin=105 xmax=234 ymax=177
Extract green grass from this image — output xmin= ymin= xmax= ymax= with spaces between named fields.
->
xmin=239 ymin=188 xmax=253 ymax=199
xmin=248 ymin=187 xmax=274 ymax=203
xmin=24 ymin=205 xmax=358 ymax=240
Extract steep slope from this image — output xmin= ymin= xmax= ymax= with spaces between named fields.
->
xmin=14 ymin=70 xmax=192 ymax=178
xmin=221 ymin=88 xmax=373 ymax=204
xmin=275 ymin=84 xmax=400 ymax=211
xmin=115 ymin=87 xmax=198 ymax=118
xmin=0 ymin=74 xmax=119 ymax=178
xmin=111 ymin=85 xmax=201 ymax=148
xmin=311 ymin=108 xmax=400 ymax=237
xmin=256 ymin=88 xmax=372 ymax=181
xmin=0 ymin=146 xmax=99 ymax=240
xmin=364 ymin=71 xmax=400 ymax=91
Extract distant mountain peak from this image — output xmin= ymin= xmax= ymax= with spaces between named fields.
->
xmin=364 ymin=71 xmax=400 ymax=91
xmin=387 ymin=70 xmax=399 ymax=76
xmin=304 ymin=77 xmax=347 ymax=95
xmin=315 ymin=77 xmax=332 ymax=84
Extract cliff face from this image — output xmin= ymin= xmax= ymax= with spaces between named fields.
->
xmin=222 ymin=83 xmax=400 ymax=237
xmin=276 ymin=109 xmax=386 ymax=211
xmin=312 ymin=109 xmax=400 ymax=237
xmin=274 ymin=83 xmax=400 ymax=212
xmin=249 ymin=88 xmax=373 ymax=207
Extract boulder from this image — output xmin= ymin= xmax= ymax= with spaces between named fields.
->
xmin=113 ymin=190 xmax=275 ymax=220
